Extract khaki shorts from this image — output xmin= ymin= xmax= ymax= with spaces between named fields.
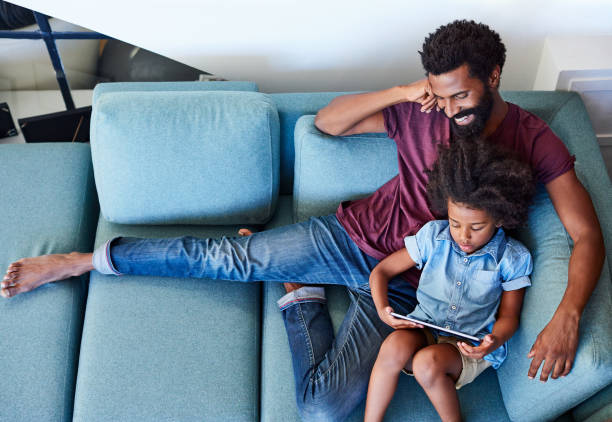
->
xmin=402 ymin=329 xmax=492 ymax=390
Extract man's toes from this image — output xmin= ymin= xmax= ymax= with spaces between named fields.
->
xmin=1 ymin=284 xmax=26 ymax=298
xmin=7 ymin=265 xmax=21 ymax=274
xmin=3 ymin=271 xmax=18 ymax=280
xmin=1 ymin=280 xmax=15 ymax=288
xmin=1 ymin=286 xmax=14 ymax=298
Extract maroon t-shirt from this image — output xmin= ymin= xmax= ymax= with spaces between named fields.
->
xmin=336 ymin=102 xmax=575 ymax=287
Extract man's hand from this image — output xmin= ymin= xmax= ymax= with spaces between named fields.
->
xmin=527 ymin=311 xmax=580 ymax=382
xmin=378 ymin=306 xmax=424 ymax=330
xmin=457 ymin=334 xmax=499 ymax=359
xmin=399 ymin=78 xmax=437 ymax=113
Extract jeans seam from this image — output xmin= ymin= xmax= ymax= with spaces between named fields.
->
xmin=296 ymin=302 xmax=316 ymax=369
xmin=312 ymin=292 xmax=362 ymax=384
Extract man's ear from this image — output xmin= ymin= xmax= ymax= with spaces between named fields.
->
xmin=488 ymin=65 xmax=501 ymax=89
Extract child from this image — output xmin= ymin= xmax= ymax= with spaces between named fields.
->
xmin=364 ymin=138 xmax=536 ymax=422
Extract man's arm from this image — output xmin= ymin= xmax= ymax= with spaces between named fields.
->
xmin=314 ymin=79 xmax=436 ymax=136
xmin=528 ymin=169 xmax=605 ymax=382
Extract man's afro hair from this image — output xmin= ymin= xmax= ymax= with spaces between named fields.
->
xmin=420 ymin=20 xmax=506 ymax=83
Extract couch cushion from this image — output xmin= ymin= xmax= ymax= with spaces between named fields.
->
xmin=0 ymin=143 xmax=98 ymax=421
xmin=293 ymin=115 xmax=396 ymax=221
xmin=91 ymin=90 xmax=280 ymax=225
xmin=498 ymin=186 xmax=612 ymax=421
xmin=73 ymin=218 xmax=261 ymax=421
xmin=269 ymin=92 xmax=355 ymax=195
xmin=496 ymin=93 xmax=612 ymax=422
xmin=502 ymin=91 xmax=612 ymax=277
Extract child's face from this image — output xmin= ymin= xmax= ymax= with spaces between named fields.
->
xmin=447 ymin=199 xmax=501 ymax=255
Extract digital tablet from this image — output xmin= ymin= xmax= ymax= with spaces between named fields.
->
xmin=390 ymin=312 xmax=481 ymax=343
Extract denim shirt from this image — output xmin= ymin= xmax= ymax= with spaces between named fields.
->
xmin=404 ymin=220 xmax=532 ymax=369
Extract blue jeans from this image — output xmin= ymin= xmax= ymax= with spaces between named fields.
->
xmin=92 ymin=215 xmax=418 ymax=422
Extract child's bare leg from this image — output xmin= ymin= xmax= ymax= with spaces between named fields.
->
xmin=412 ymin=344 xmax=463 ymax=422
xmin=238 ymin=228 xmax=303 ymax=293
xmin=1 ymin=252 xmax=94 ymax=298
xmin=364 ymin=329 xmax=428 ymax=422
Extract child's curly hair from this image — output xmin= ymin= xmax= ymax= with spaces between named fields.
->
xmin=426 ymin=138 xmax=535 ymax=229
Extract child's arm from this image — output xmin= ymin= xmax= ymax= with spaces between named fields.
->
xmin=369 ymin=248 xmax=424 ymax=330
xmin=457 ymin=288 xmax=526 ymax=358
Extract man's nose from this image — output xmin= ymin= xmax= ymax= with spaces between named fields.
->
xmin=440 ymin=98 xmax=459 ymax=118
xmin=446 ymin=101 xmax=460 ymax=119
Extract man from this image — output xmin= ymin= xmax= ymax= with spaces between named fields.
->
xmin=1 ymin=20 xmax=605 ymax=422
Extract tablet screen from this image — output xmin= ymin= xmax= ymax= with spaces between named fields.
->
xmin=390 ymin=312 xmax=481 ymax=343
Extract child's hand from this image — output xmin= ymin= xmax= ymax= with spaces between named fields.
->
xmin=378 ymin=306 xmax=425 ymax=330
xmin=457 ymin=334 xmax=499 ymax=359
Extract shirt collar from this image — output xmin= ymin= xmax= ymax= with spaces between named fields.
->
xmin=436 ymin=223 xmax=506 ymax=263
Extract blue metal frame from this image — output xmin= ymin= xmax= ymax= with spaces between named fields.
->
xmin=0 ymin=12 xmax=110 ymax=110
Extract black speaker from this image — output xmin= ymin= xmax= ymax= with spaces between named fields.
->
xmin=18 ymin=106 xmax=91 ymax=142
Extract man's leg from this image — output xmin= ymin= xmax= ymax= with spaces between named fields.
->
xmin=280 ymin=277 xmax=418 ymax=421
xmin=2 ymin=215 xmax=370 ymax=296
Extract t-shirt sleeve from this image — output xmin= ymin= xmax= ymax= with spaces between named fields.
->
xmin=500 ymin=240 xmax=533 ymax=291
xmin=403 ymin=220 xmax=438 ymax=270
xmin=382 ymin=101 xmax=417 ymax=140
xmin=531 ymin=126 xmax=575 ymax=185
xmin=382 ymin=104 xmax=399 ymax=139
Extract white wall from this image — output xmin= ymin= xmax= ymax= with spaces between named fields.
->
xmin=8 ymin=0 xmax=612 ymax=92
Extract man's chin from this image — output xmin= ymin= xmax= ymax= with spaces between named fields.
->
xmin=450 ymin=121 xmax=484 ymax=138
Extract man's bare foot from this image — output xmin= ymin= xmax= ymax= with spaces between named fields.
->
xmin=237 ymin=228 xmax=304 ymax=294
xmin=1 ymin=252 xmax=94 ymax=298
xmin=283 ymin=282 xmax=304 ymax=293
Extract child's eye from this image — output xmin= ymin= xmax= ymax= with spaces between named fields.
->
xmin=472 ymin=227 xmax=483 ymax=231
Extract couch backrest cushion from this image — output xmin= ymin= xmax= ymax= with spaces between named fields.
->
xmin=92 ymin=81 xmax=258 ymax=104
xmin=91 ymin=90 xmax=279 ymax=225
xmin=293 ymin=115 xmax=397 ymax=221
xmin=269 ymin=92 xmax=356 ymax=195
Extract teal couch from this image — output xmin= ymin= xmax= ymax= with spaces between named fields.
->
xmin=0 ymin=81 xmax=610 ymax=421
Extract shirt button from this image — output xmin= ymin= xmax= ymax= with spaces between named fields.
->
xmin=451 ymin=305 xmax=457 ymax=310
xmin=445 ymin=325 xmax=450 ymax=329
xmin=456 ymin=281 xmax=462 ymax=286
xmin=464 ymin=258 xmax=468 ymax=263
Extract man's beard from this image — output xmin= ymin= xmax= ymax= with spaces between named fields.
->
xmin=449 ymin=88 xmax=494 ymax=139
